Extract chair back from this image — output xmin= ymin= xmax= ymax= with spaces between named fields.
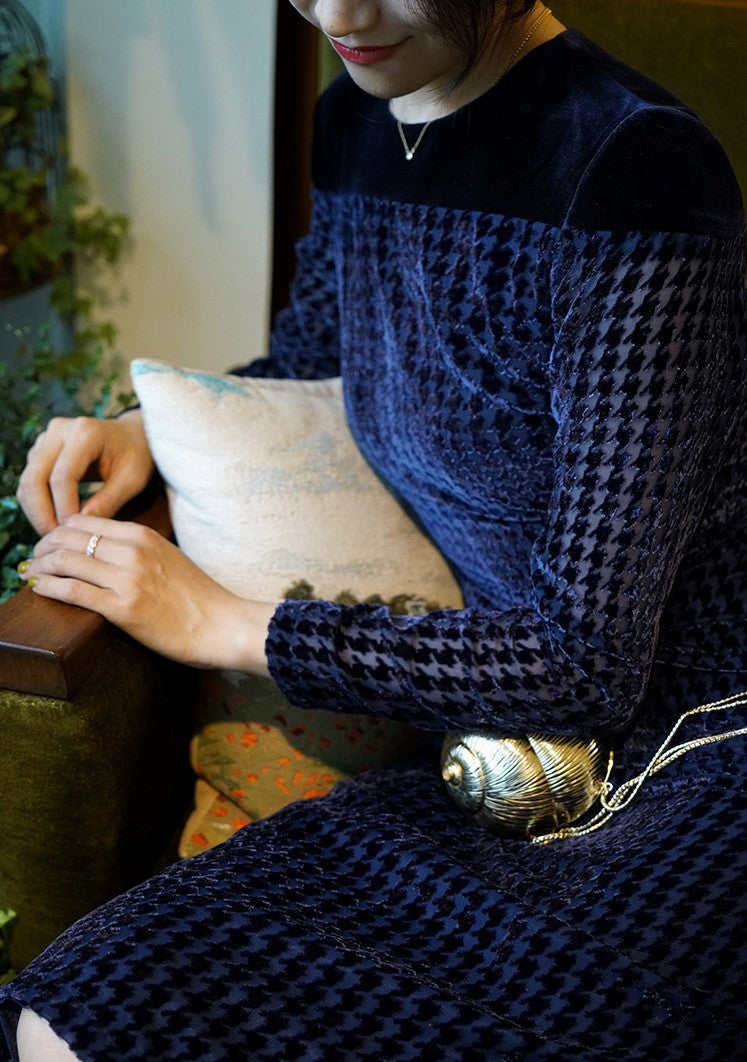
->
xmin=554 ymin=0 xmax=746 ymax=203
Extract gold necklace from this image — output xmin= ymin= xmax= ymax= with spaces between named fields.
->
xmin=505 ymin=3 xmax=553 ymax=72
xmin=397 ymin=119 xmax=433 ymax=161
xmin=396 ymin=4 xmax=553 ymax=162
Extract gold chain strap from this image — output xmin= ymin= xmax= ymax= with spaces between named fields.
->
xmin=531 ymin=690 xmax=747 ymax=844
xmin=396 ymin=6 xmax=553 ymax=161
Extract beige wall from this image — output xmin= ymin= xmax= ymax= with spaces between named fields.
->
xmin=65 ymin=0 xmax=276 ymax=376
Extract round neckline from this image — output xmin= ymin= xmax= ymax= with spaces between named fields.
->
xmin=391 ymin=28 xmax=573 ymax=129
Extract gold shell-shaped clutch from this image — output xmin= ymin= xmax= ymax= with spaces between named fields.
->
xmin=441 ymin=732 xmax=609 ymax=838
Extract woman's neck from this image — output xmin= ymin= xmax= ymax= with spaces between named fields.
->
xmin=390 ymin=5 xmax=565 ymax=125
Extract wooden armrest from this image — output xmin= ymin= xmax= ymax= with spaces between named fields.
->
xmin=0 ymin=588 xmax=111 ymax=700
xmin=0 ymin=491 xmax=171 ymax=699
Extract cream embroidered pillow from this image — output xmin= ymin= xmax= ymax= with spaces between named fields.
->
xmin=130 ymin=359 xmax=463 ymax=854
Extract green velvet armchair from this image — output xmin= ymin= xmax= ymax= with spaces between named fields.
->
xmin=0 ymin=497 xmax=193 ymax=972
xmin=0 ymin=0 xmax=743 ymax=976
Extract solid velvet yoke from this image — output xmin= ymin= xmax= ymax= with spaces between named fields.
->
xmin=1 ymin=28 xmax=745 ymax=1062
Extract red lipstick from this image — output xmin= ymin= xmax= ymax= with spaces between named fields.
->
xmin=330 ymin=39 xmax=404 ymax=66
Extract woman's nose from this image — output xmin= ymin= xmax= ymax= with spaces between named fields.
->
xmin=313 ymin=0 xmax=379 ymax=40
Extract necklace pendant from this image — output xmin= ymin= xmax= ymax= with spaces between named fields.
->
xmin=397 ymin=118 xmax=432 ymax=163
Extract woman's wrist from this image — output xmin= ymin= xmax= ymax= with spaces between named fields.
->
xmin=215 ymin=596 xmax=276 ymax=677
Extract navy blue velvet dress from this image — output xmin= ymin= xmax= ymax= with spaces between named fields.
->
xmin=1 ymin=30 xmax=745 ymax=1061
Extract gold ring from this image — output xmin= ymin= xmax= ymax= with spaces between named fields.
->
xmin=85 ymin=532 xmax=102 ymax=558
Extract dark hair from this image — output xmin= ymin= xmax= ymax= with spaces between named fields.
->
xmin=412 ymin=0 xmax=537 ymax=81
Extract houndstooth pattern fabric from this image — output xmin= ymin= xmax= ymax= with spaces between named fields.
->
xmin=0 ymin=761 xmax=744 ymax=1060
xmin=2 ymin=29 xmax=746 ymax=1062
xmin=265 ymin=198 xmax=746 ymax=755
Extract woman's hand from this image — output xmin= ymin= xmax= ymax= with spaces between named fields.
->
xmin=19 ymin=514 xmax=274 ymax=675
xmin=17 ymin=410 xmax=156 ymax=535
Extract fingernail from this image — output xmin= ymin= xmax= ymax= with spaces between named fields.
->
xmin=28 ymin=576 xmax=39 ymax=589
xmin=17 ymin=561 xmax=30 ymax=574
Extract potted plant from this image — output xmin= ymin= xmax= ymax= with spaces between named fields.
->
xmin=0 ymin=46 xmax=131 ymax=603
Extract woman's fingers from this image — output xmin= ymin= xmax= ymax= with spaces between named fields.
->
xmin=22 ymin=518 xmax=161 ymax=629
xmin=20 ymin=523 xmax=118 ymax=613
xmin=23 ymin=519 xmax=127 ymax=606
xmin=16 ymin=421 xmax=68 ymax=535
xmin=48 ymin=418 xmax=111 ymax=526
xmin=25 ymin=568 xmax=118 ymax=614
xmin=80 ymin=410 xmax=155 ymax=518
xmin=78 ymin=470 xmax=141 ymax=521
xmin=32 ymin=527 xmax=107 ymax=567
xmin=31 ymin=514 xmax=125 ymax=558
xmin=19 ymin=514 xmax=273 ymax=674
xmin=18 ymin=417 xmax=108 ymax=534
xmin=16 ymin=411 xmax=155 ymax=534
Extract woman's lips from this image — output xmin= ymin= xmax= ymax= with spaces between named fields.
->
xmin=330 ymin=39 xmax=404 ymax=66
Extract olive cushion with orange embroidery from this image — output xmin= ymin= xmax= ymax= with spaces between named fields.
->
xmin=180 ymin=668 xmax=423 ymax=857
xmin=130 ymin=361 xmax=464 ymax=856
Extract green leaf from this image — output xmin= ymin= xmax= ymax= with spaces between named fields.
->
xmin=1 ymin=47 xmax=132 ymax=596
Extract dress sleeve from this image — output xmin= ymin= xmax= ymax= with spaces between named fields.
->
xmin=264 ymin=112 xmax=746 ymax=738
xmin=231 ymin=189 xmax=340 ymax=381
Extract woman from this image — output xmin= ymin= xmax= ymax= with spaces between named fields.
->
xmin=2 ymin=1 xmax=745 ymax=1058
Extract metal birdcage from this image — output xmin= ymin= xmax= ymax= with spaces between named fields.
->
xmin=0 ymin=0 xmax=46 ymax=55
xmin=0 ymin=0 xmax=62 ymax=297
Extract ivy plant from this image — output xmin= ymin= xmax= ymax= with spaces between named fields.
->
xmin=1 ymin=49 xmax=132 ymax=603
